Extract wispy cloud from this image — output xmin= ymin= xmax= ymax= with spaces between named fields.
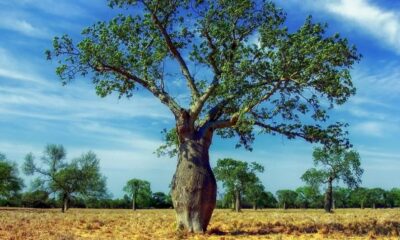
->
xmin=0 ymin=48 xmax=50 ymax=85
xmin=0 ymin=0 xmax=88 ymax=18
xmin=324 ymin=0 xmax=400 ymax=53
xmin=353 ymin=121 xmax=385 ymax=137
xmin=0 ymin=11 xmax=49 ymax=38
xmin=282 ymin=0 xmax=400 ymax=54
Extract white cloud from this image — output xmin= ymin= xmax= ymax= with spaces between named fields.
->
xmin=353 ymin=121 xmax=385 ymax=137
xmin=0 ymin=0 xmax=88 ymax=18
xmin=0 ymin=47 xmax=174 ymax=122
xmin=0 ymin=14 xmax=49 ymax=38
xmin=283 ymin=0 xmax=400 ymax=54
xmin=0 ymin=48 xmax=50 ymax=85
xmin=324 ymin=0 xmax=400 ymax=52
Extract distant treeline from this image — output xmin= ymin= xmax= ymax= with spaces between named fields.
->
xmin=1 ymin=146 xmax=400 ymax=211
xmin=217 ymin=187 xmax=400 ymax=210
xmin=1 ymin=187 xmax=400 ymax=210
xmin=0 ymin=191 xmax=173 ymax=209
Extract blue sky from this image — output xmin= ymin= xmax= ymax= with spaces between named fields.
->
xmin=0 ymin=0 xmax=399 ymax=198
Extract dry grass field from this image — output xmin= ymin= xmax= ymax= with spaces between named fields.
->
xmin=1 ymin=208 xmax=400 ymax=240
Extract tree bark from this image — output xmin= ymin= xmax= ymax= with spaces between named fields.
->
xmin=324 ymin=179 xmax=333 ymax=213
xmin=253 ymin=202 xmax=257 ymax=210
xmin=132 ymin=193 xmax=136 ymax=211
xmin=171 ymin=138 xmax=216 ymax=233
xmin=62 ymin=194 xmax=68 ymax=213
xmin=234 ymin=191 xmax=241 ymax=212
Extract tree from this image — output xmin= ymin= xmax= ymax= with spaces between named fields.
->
xmin=387 ymin=188 xmax=400 ymax=208
xmin=366 ymin=188 xmax=386 ymax=209
xmin=295 ymin=186 xmax=322 ymax=209
xmin=333 ymin=187 xmax=352 ymax=208
xmin=276 ymin=190 xmax=298 ymax=209
xmin=123 ymin=179 xmax=152 ymax=210
xmin=213 ymin=158 xmax=264 ymax=212
xmin=262 ymin=191 xmax=278 ymax=208
xmin=301 ymin=147 xmax=363 ymax=213
xmin=151 ymin=192 xmax=173 ymax=209
xmin=0 ymin=153 xmax=24 ymax=199
xmin=47 ymin=0 xmax=360 ymax=232
xmin=21 ymin=190 xmax=54 ymax=208
xmin=245 ymin=180 xmax=265 ymax=210
xmin=349 ymin=187 xmax=368 ymax=208
xmin=23 ymin=144 xmax=107 ymax=212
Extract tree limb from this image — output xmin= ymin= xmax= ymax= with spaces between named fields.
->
xmin=97 ymin=63 xmax=182 ymax=116
xmin=145 ymin=2 xmax=200 ymax=100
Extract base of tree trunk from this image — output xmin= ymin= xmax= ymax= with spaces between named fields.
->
xmin=171 ymin=140 xmax=216 ymax=233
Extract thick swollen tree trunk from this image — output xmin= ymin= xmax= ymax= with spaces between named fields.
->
xmin=324 ymin=179 xmax=333 ymax=213
xmin=234 ymin=191 xmax=241 ymax=212
xmin=171 ymin=137 xmax=217 ymax=233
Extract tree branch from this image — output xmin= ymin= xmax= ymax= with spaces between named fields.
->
xmin=190 ymin=27 xmax=223 ymax=120
xmin=145 ymin=2 xmax=200 ymax=100
xmin=97 ymin=63 xmax=182 ymax=116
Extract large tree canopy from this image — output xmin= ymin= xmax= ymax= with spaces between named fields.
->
xmin=47 ymin=0 xmax=359 ymax=149
xmin=0 ymin=153 xmax=24 ymax=199
xmin=23 ymin=144 xmax=108 ymax=212
xmin=47 ymin=0 xmax=360 ymax=232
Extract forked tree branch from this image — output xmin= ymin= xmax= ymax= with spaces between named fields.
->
xmin=144 ymin=2 xmax=200 ymax=100
xmin=97 ymin=63 xmax=182 ymax=117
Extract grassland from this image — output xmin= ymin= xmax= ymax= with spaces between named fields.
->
xmin=1 ymin=208 xmax=400 ymax=239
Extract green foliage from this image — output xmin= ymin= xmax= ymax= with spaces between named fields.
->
xmin=387 ymin=188 xmax=400 ymax=208
xmin=48 ymin=0 xmax=360 ymax=153
xmin=214 ymin=158 xmax=264 ymax=210
xmin=21 ymin=190 xmax=55 ymax=208
xmin=123 ymin=178 xmax=152 ymax=208
xmin=295 ymin=186 xmax=323 ymax=208
xmin=245 ymin=180 xmax=265 ymax=208
xmin=301 ymin=147 xmax=363 ymax=188
xmin=349 ymin=187 xmax=368 ymax=208
xmin=276 ymin=189 xmax=298 ymax=209
xmin=22 ymin=144 xmax=108 ymax=210
xmin=151 ymin=192 xmax=173 ymax=208
xmin=214 ymin=158 xmax=264 ymax=195
xmin=0 ymin=153 xmax=24 ymax=199
xmin=333 ymin=187 xmax=352 ymax=208
xmin=155 ymin=128 xmax=179 ymax=158
xmin=366 ymin=188 xmax=386 ymax=208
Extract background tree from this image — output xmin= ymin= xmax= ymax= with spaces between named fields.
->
xmin=366 ymin=188 xmax=386 ymax=209
xmin=151 ymin=192 xmax=173 ymax=209
xmin=261 ymin=191 xmax=278 ymax=208
xmin=295 ymin=186 xmax=322 ymax=209
xmin=47 ymin=0 xmax=360 ymax=232
xmin=0 ymin=153 xmax=24 ymax=200
xmin=301 ymin=147 xmax=363 ymax=213
xmin=21 ymin=190 xmax=55 ymax=208
xmin=333 ymin=187 xmax=352 ymax=208
xmin=276 ymin=190 xmax=298 ymax=209
xmin=245 ymin=180 xmax=265 ymax=210
xmin=123 ymin=179 xmax=152 ymax=210
xmin=349 ymin=187 xmax=368 ymax=208
xmin=23 ymin=144 xmax=107 ymax=212
xmin=386 ymin=188 xmax=400 ymax=208
xmin=214 ymin=158 xmax=264 ymax=212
